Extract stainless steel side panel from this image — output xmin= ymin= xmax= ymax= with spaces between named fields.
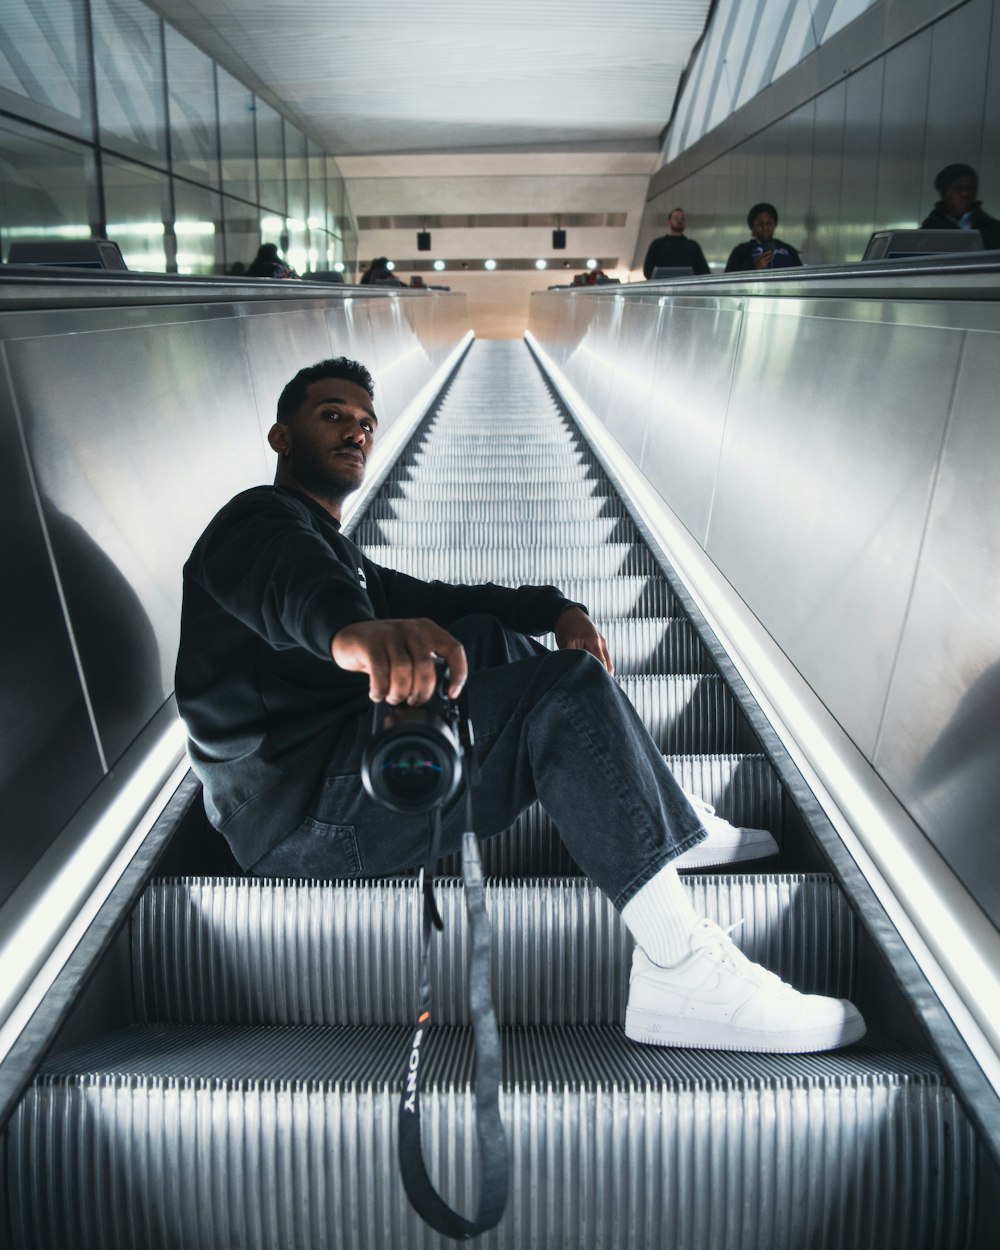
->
xmin=0 ymin=356 xmax=104 ymax=911
xmin=7 ymin=311 xmax=267 ymax=768
xmin=706 ymin=299 xmax=962 ymax=757
xmin=640 ymin=298 xmax=742 ymax=546
xmin=875 ymin=327 xmax=1000 ymax=923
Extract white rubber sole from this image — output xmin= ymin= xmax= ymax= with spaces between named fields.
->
xmin=673 ymin=828 xmax=779 ymax=870
xmin=624 ymin=1006 xmax=867 ymax=1054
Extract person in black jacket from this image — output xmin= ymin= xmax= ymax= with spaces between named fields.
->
xmin=174 ymin=356 xmax=864 ymax=1054
xmin=642 ymin=208 xmax=711 ymax=278
xmin=920 ymin=164 xmax=1000 ymax=250
xmin=725 ymin=203 xmax=803 ymax=273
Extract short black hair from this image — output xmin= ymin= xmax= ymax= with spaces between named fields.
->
xmin=747 ymin=201 xmax=778 ymax=229
xmin=276 ymin=357 xmax=375 ymax=424
xmin=934 ymin=163 xmax=977 ymax=195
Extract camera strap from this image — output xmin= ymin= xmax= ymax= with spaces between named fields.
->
xmin=397 ymin=796 xmax=508 ymax=1238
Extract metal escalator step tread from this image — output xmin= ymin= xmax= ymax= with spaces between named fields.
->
xmin=32 ymin=1021 xmax=948 ymax=1089
xmin=535 ymin=617 xmax=713 ymax=674
xmin=352 ymin=516 xmax=639 ymax=547
xmin=133 ymin=873 xmax=853 ymax=1027
xmin=363 ymin=495 xmax=625 ymax=521
xmin=360 ymin=543 xmax=657 ymax=580
xmin=12 ymin=1023 xmax=973 ymax=1250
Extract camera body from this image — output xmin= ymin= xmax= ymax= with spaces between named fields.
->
xmin=361 ymin=659 xmax=467 ymax=814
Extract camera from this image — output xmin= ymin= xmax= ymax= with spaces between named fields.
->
xmin=361 ymin=658 xmax=468 ymax=814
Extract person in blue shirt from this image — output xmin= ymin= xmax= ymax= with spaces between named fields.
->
xmin=725 ymin=203 xmax=803 ymax=273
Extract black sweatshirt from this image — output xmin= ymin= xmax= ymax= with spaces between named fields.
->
xmin=175 ymin=485 xmax=583 ymax=868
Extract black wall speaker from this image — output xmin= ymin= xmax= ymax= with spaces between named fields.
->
xmin=552 ymin=228 xmax=566 ymax=249
xmin=417 ymin=230 xmax=432 ymax=251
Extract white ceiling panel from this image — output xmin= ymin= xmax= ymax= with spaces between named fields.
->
xmin=150 ymin=0 xmax=711 ymax=154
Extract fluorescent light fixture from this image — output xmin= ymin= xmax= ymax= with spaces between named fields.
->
xmin=535 ymin=259 xmax=547 ymax=270
xmin=485 ymin=259 xmax=497 ymax=270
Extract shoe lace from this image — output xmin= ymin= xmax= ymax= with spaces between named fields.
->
xmin=691 ymin=917 xmax=786 ymax=988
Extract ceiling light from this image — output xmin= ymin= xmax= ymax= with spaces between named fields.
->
xmin=433 ymin=259 xmax=446 ymax=271
xmin=535 ymin=259 xmax=547 ymax=270
xmin=385 ymin=260 xmax=395 ymax=270
xmin=484 ymin=259 xmax=496 ymax=270
xmin=333 ymin=261 xmax=345 ymax=272
xmin=586 ymin=258 xmax=598 ymax=269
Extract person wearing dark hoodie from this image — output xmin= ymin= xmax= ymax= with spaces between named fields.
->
xmin=725 ymin=202 xmax=803 ymax=273
xmin=920 ymin=164 xmax=1000 ymax=251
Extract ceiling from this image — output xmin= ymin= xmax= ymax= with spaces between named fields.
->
xmin=148 ymin=0 xmax=712 ymax=333
xmin=150 ymin=0 xmax=711 ymax=156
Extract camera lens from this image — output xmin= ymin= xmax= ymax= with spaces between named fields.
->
xmin=362 ymin=725 xmax=462 ymax=814
xmin=380 ymin=739 xmax=446 ymax=805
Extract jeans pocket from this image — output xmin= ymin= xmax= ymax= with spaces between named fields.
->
xmin=252 ymin=817 xmax=362 ymax=880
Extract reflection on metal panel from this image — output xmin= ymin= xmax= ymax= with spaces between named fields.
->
xmin=8 ymin=316 xmax=266 ymax=767
xmin=242 ymin=305 xmax=335 ymax=459
xmin=640 ymin=300 xmax=742 ymax=546
xmin=606 ymin=298 xmax=661 ymax=465
xmin=922 ymin=0 xmax=992 ymax=197
xmin=873 ymin=30 xmax=932 ymax=233
xmin=708 ymin=302 xmax=962 ymax=756
xmin=0 ymin=361 xmax=104 ymax=911
xmin=876 ymin=329 xmax=1000 ymax=923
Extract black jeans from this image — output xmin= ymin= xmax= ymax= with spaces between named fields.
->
xmin=252 ymin=614 xmax=706 ymax=910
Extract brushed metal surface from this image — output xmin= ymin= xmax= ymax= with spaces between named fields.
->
xmin=6 ymin=315 xmax=266 ymax=766
xmin=706 ymin=301 xmax=963 ymax=757
xmin=240 ymin=306 xmax=336 ymax=458
xmin=132 ymin=875 xmax=853 ymax=1027
xmin=873 ymin=29 xmax=932 ymax=232
xmin=639 ymin=298 xmax=743 ymax=545
xmin=605 ymin=297 xmax=661 ymax=465
xmin=8 ymin=1027 xmax=973 ymax=1250
xmin=0 ymin=362 xmax=103 ymax=911
xmin=875 ymin=327 xmax=1000 ymax=923
xmin=921 ymin=0 xmax=992 ymax=198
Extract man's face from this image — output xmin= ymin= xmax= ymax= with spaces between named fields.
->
xmin=941 ymin=175 xmax=977 ymax=219
xmin=751 ymin=211 xmax=776 ymax=244
xmin=668 ymin=209 xmax=686 ymax=234
xmin=271 ymin=377 xmax=378 ymax=506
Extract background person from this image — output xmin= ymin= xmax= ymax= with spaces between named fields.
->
xmin=642 ymin=208 xmax=711 ymax=278
xmin=246 ymin=242 xmax=298 ymax=279
xmin=725 ymin=203 xmax=803 ymax=272
xmin=175 ymin=356 xmax=864 ymax=1056
xmin=920 ymin=163 xmax=1000 ymax=250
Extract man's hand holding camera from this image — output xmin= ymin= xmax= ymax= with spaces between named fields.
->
xmin=333 ymin=607 xmax=612 ymax=706
xmin=331 ymin=618 xmax=469 ymax=703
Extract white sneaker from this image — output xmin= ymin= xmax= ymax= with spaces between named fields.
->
xmin=672 ymin=791 xmax=779 ymax=870
xmin=625 ymin=918 xmax=866 ymax=1053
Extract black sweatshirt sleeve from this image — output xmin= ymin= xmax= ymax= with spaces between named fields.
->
xmin=371 ymin=561 xmax=586 ymax=635
xmin=186 ymin=490 xmax=375 ymax=661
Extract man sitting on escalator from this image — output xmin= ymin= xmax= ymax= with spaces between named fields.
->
xmin=174 ymin=355 xmax=865 ymax=1055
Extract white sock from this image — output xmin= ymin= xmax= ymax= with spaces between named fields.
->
xmin=621 ymin=862 xmax=702 ymax=967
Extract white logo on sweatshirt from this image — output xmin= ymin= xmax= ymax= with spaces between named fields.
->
xmin=357 ymin=566 xmax=367 ymax=589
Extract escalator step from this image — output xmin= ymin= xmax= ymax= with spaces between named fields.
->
xmin=9 ymin=1025 xmax=972 ymax=1250
xmin=133 ymin=873 xmax=850 ymax=1027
